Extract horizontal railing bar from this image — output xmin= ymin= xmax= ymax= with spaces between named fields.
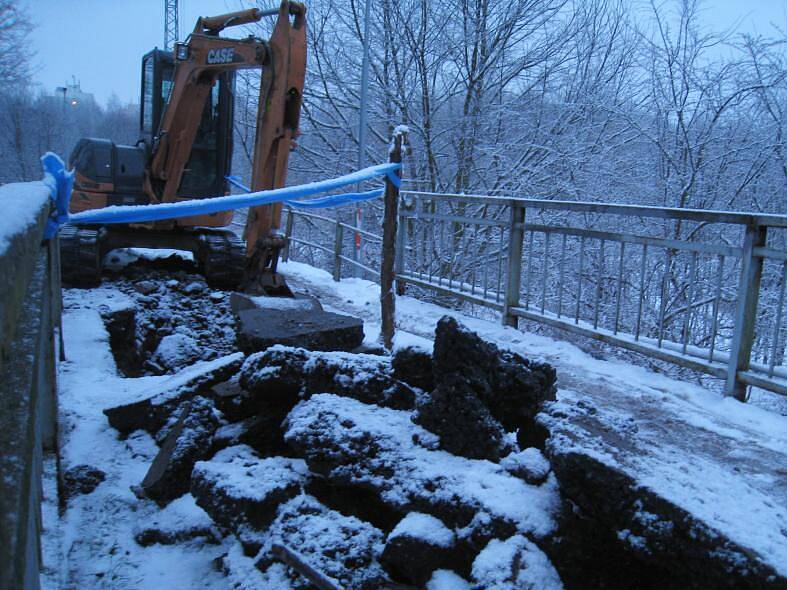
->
xmin=509 ymin=306 xmax=730 ymax=380
xmin=400 ymin=211 xmax=503 ymax=227
xmin=396 ymin=272 xmax=505 ymax=311
xmin=287 ymin=236 xmax=334 ymax=255
xmin=737 ymin=370 xmax=787 ymax=397
xmin=402 ymin=191 xmax=787 ymax=228
xmin=288 ymin=209 xmax=337 ymax=224
xmin=337 ymin=255 xmax=381 ymax=276
xmin=337 ymin=222 xmax=383 ymax=242
xmin=753 ymin=247 xmax=787 ymax=262
xmin=525 ymin=224 xmax=742 ymax=257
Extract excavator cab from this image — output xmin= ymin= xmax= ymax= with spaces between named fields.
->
xmin=70 ymin=50 xmax=234 ymax=208
xmin=139 ymin=49 xmax=234 ymax=199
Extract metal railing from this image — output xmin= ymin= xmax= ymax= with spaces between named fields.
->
xmin=282 ymin=194 xmax=787 ymax=400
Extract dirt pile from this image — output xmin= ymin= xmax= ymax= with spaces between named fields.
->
xmin=100 ymin=262 xmax=237 ymax=376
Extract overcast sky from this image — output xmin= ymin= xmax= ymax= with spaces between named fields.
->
xmin=30 ymin=0 xmax=787 ymax=107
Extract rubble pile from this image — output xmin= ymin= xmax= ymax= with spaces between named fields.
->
xmin=97 ymin=303 xmax=784 ymax=589
xmin=101 ymin=258 xmax=238 ymax=376
xmin=101 ymin=314 xmax=563 ymax=588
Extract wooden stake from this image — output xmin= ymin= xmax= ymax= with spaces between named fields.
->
xmin=380 ymin=127 xmax=409 ymax=351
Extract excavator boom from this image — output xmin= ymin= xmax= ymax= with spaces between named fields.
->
xmin=245 ymin=1 xmax=307 ymax=293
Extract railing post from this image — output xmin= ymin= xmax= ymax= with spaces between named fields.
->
xmin=724 ymin=223 xmax=767 ymax=400
xmin=333 ymin=221 xmax=344 ymax=282
xmin=281 ymin=208 xmax=294 ymax=263
xmin=502 ymin=203 xmax=526 ymax=328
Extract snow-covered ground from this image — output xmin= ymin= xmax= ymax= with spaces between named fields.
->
xmin=41 ymin=287 xmax=267 ymax=589
xmin=41 ymin=259 xmax=787 ymax=587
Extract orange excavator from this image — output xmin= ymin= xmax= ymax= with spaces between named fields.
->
xmin=62 ymin=1 xmax=306 ymax=293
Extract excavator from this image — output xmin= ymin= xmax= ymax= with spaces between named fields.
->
xmin=62 ymin=1 xmax=306 ymax=293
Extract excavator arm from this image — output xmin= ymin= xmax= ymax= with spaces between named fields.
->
xmin=244 ymin=2 xmax=306 ymax=293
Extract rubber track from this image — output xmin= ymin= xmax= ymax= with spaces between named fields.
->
xmin=201 ymin=232 xmax=245 ymax=289
xmin=59 ymin=226 xmax=102 ymax=287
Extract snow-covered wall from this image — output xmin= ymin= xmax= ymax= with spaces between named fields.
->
xmin=0 ymin=181 xmax=51 ymax=257
xmin=0 ymin=179 xmax=57 ymax=590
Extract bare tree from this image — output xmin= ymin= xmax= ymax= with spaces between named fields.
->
xmin=0 ymin=0 xmax=32 ymax=85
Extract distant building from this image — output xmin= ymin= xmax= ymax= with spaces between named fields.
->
xmin=52 ymin=77 xmax=95 ymax=108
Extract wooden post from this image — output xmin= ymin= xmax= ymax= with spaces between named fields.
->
xmin=724 ymin=223 xmax=767 ymax=400
xmin=332 ymin=222 xmax=344 ymax=282
xmin=502 ymin=203 xmax=526 ymax=327
xmin=381 ymin=127 xmax=408 ymax=350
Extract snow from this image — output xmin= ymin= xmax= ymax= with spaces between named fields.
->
xmin=279 ymin=260 xmax=787 ymax=577
xmin=102 ymin=269 xmax=237 ymax=375
xmin=249 ymin=294 xmax=318 ymax=310
xmin=103 ymin=247 xmax=195 ymax=271
xmin=427 ymin=569 xmax=472 ymax=590
xmin=152 ymin=333 xmax=200 ymax=371
xmin=256 ymin=494 xmax=387 ymax=588
xmin=44 ymin=285 xmax=237 ymax=588
xmin=617 ymin=529 xmax=649 ymax=552
xmin=389 ymin=512 xmax=456 ymax=548
xmin=0 ymin=181 xmax=51 ymax=255
xmin=140 ymin=353 xmax=244 ymax=407
xmin=132 ymin=494 xmax=217 ymax=544
xmin=285 ymin=393 xmax=561 ymax=537
xmin=221 ymin=542 xmax=295 ymax=589
xmin=39 ymin=456 xmax=63 ymax=589
xmin=471 ymin=535 xmax=564 ymax=589
xmin=501 ymin=448 xmax=551 ymax=480
xmin=390 ymin=125 xmax=411 ymax=154
xmin=193 ymin=445 xmax=309 ymax=503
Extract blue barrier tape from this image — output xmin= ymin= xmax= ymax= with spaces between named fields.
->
xmin=225 ymin=175 xmax=253 ymax=193
xmin=226 ymin=175 xmax=384 ymax=208
xmin=41 ymin=152 xmax=75 ymax=239
xmin=66 ymin=162 xmax=401 ymax=226
xmin=286 ymin=188 xmax=385 ymax=208
xmin=386 ymin=170 xmax=401 ymax=188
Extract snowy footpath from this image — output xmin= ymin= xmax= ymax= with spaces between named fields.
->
xmin=41 ymin=287 xmax=238 ymax=588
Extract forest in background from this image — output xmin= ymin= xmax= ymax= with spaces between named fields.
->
xmin=0 ymin=1 xmax=138 ymax=183
xmin=232 ymin=0 xmax=787 ymax=217
xmin=2 ymin=0 xmax=783 ymax=215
